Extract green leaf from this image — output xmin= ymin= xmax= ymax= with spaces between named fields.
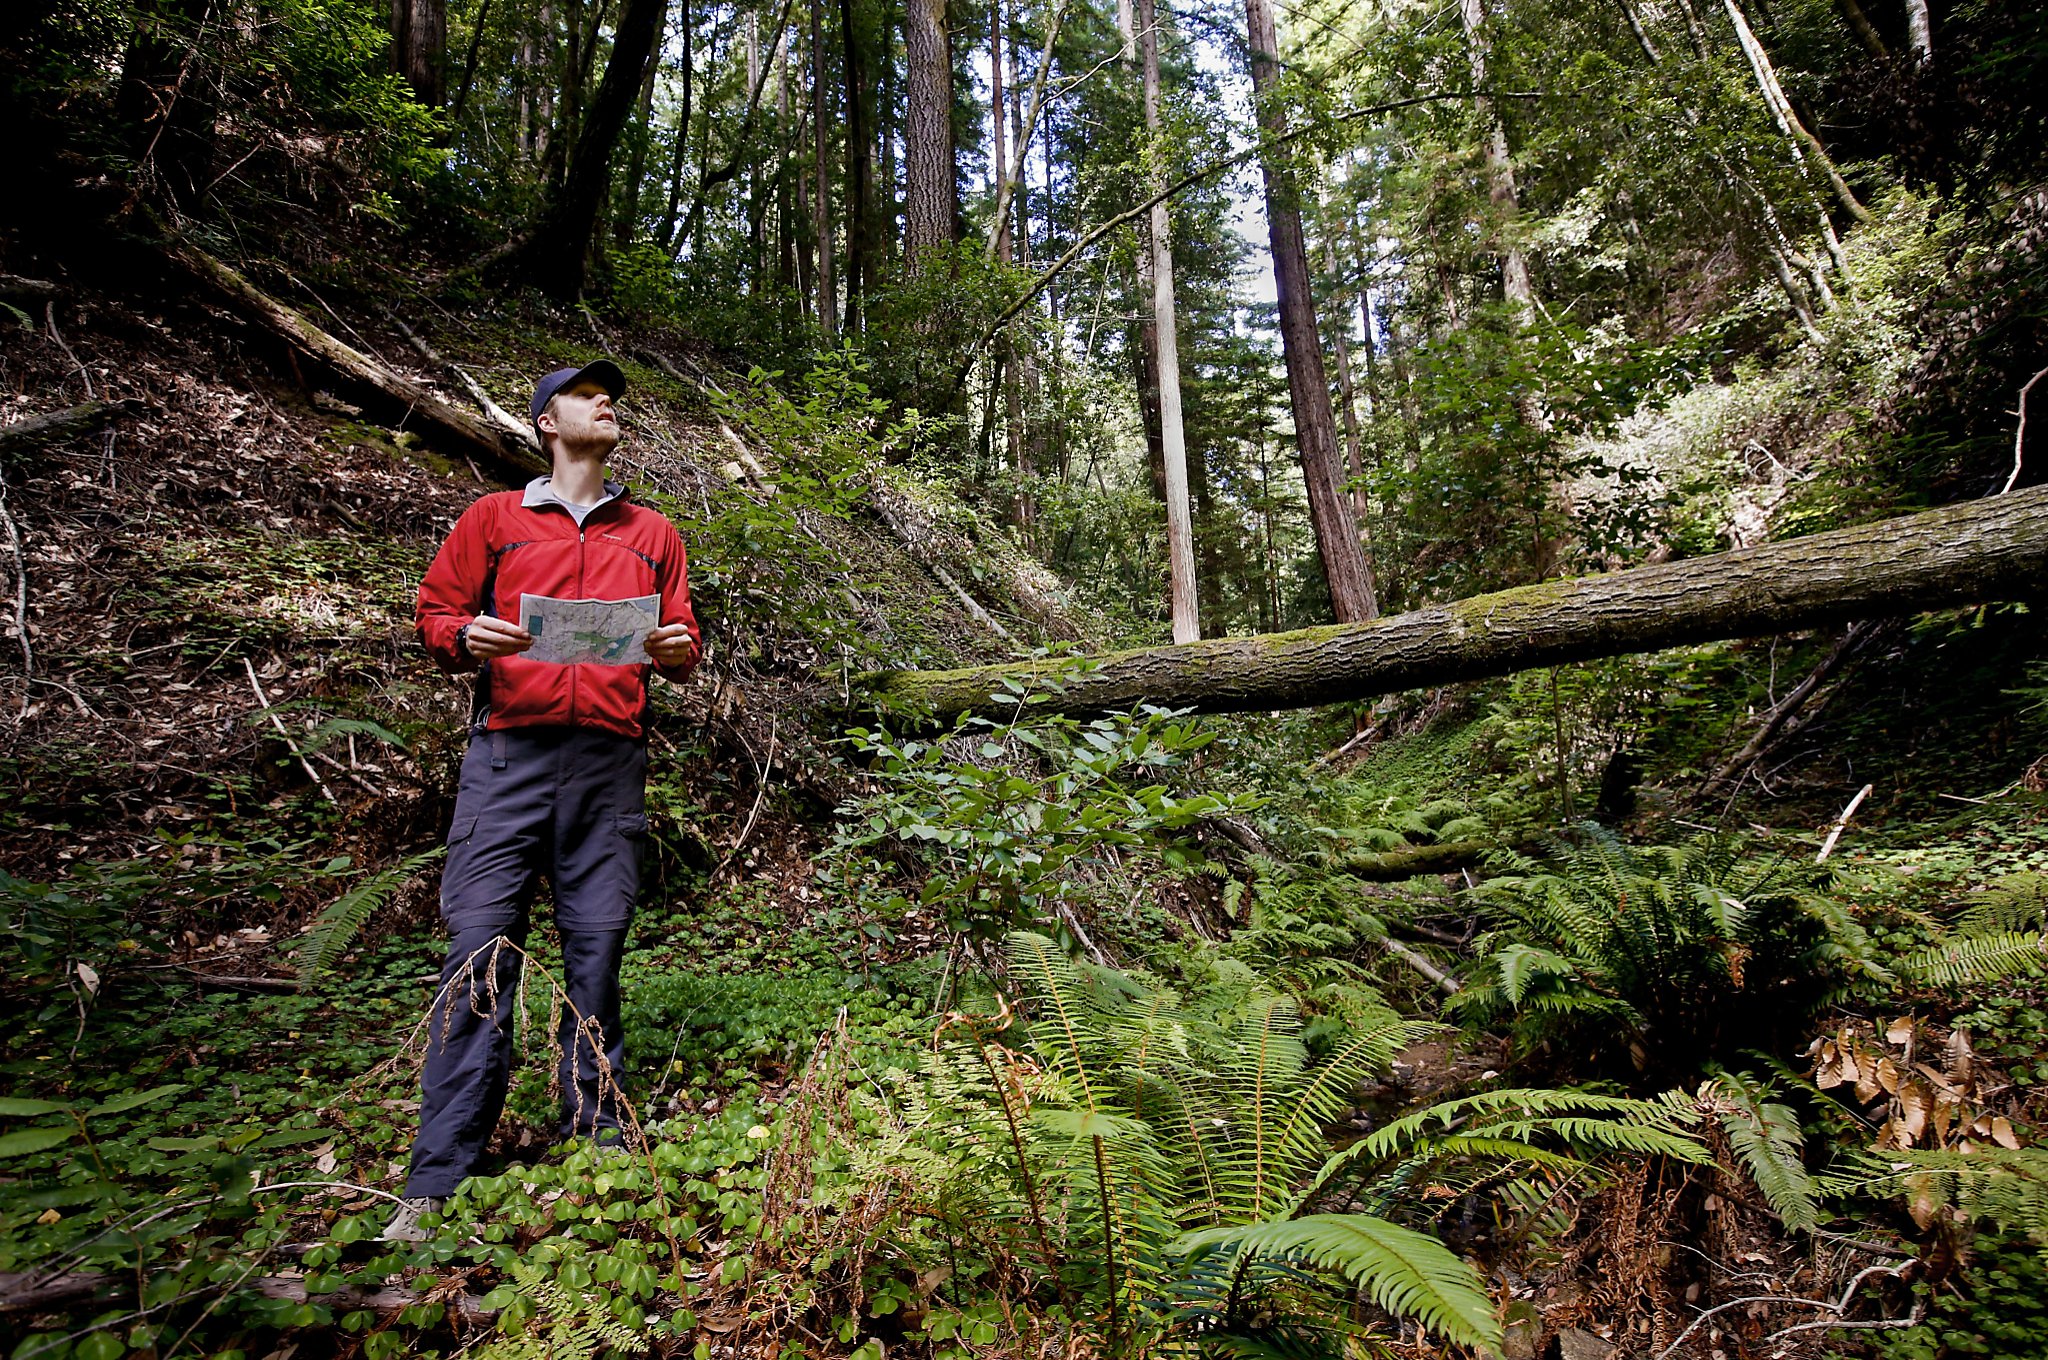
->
xmin=86 ymin=1084 xmax=187 ymax=1116
xmin=0 ymin=1097 xmax=69 ymax=1117
xmin=1181 ymin=1213 xmax=1502 ymax=1351
xmin=0 ymin=1125 xmax=77 ymax=1157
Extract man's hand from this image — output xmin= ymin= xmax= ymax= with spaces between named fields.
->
xmin=464 ymin=614 xmax=534 ymax=660
xmin=646 ymin=623 xmax=697 ymax=669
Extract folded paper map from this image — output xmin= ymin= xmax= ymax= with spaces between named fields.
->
xmin=518 ymin=593 xmax=660 ymax=666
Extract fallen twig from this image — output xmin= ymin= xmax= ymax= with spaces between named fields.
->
xmin=2001 ymin=362 xmax=2048 ymax=495
xmin=1816 ymin=783 xmax=1873 ymax=862
xmin=244 ymin=657 xmax=336 ymax=804
xmin=1383 ymin=937 xmax=1461 ymax=995
xmin=1656 ymin=1260 xmax=1916 ymax=1358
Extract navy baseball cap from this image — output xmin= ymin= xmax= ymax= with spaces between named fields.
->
xmin=530 ymin=359 xmax=627 ymax=429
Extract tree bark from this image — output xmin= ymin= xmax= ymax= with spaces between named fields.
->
xmin=1134 ymin=0 xmax=1199 ymax=643
xmin=1243 ymin=0 xmax=1376 ymax=624
xmin=1903 ymin=0 xmax=1931 ymax=63
xmin=902 ymin=0 xmax=954 ymax=272
xmin=493 ymin=0 xmax=667 ymax=298
xmin=656 ymin=0 xmax=696 ymax=248
xmin=1720 ymin=0 xmax=1869 ymax=221
xmin=857 ymin=486 xmax=2048 ymax=720
xmin=391 ymin=0 xmax=448 ymax=106
xmin=811 ymin=0 xmax=838 ymax=335
xmin=613 ymin=16 xmax=664 ymax=244
xmin=171 ymin=242 xmax=544 ymax=484
xmin=842 ymin=0 xmax=875 ymax=328
xmin=0 ymin=401 xmax=145 ymax=456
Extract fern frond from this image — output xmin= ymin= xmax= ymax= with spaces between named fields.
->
xmin=1898 ymin=931 xmax=2045 ymax=986
xmin=1699 ymin=1072 xmax=1821 ymax=1232
xmin=296 ymin=848 xmax=443 ymax=981
xmin=1178 ymin=1214 xmax=1502 ymax=1352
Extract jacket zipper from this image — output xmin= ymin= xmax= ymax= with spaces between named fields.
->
xmin=570 ymin=515 xmax=587 ymax=727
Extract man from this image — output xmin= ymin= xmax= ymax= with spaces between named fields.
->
xmin=384 ymin=359 xmax=700 ymax=1242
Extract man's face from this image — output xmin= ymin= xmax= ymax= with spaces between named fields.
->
xmin=540 ymin=380 xmax=621 ymax=454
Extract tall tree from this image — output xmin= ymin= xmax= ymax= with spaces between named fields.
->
xmin=392 ymin=0 xmax=448 ymax=106
xmin=495 ymin=0 xmax=667 ymax=298
xmin=1719 ymin=0 xmax=1869 ymax=220
xmin=842 ymin=0 xmax=877 ymax=328
xmin=902 ymin=0 xmax=953 ymax=271
xmin=812 ymin=0 xmax=838 ymax=334
xmin=1134 ymin=0 xmax=1198 ymax=642
xmin=1243 ymin=0 xmax=1377 ymax=622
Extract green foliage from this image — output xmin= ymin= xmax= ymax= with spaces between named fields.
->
xmin=1695 ymin=1070 xmax=1822 ymax=1232
xmin=1861 ymin=1233 xmax=2048 ymax=1360
xmin=831 ymin=690 xmax=1254 ymax=940
xmin=857 ymin=930 xmax=1501 ymax=1354
xmin=0 ymin=837 xmax=379 ymax=1023
xmin=294 ymin=847 xmax=444 ymax=981
xmin=1451 ymin=828 xmax=1886 ymax=1081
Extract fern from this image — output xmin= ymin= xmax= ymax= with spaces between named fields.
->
xmin=1696 ymin=1071 xmax=1821 ymax=1232
xmin=1454 ymin=827 xmax=1875 ymax=1076
xmin=1897 ymin=931 xmax=2046 ymax=986
xmin=295 ymin=848 xmax=443 ymax=981
xmin=1179 ymin=1213 xmax=1502 ymax=1352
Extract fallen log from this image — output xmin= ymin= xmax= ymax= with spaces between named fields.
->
xmin=0 ymin=399 xmax=144 ymax=456
xmin=858 ymin=488 xmax=2048 ymax=720
xmin=1333 ymin=841 xmax=1488 ymax=881
xmin=166 ymin=242 xmax=545 ymax=486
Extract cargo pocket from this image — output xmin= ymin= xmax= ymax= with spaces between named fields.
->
xmin=614 ymin=810 xmax=649 ymax=839
xmin=446 ymin=814 xmax=480 ymax=846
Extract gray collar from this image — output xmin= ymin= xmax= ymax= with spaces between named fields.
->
xmin=522 ymin=475 xmax=626 ymax=519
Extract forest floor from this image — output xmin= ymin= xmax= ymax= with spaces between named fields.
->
xmin=5 ymin=257 xmax=2048 ymax=1360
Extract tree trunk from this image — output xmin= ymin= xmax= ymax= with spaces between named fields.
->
xmin=613 ymin=20 xmax=664 ymax=244
xmin=842 ymin=0 xmax=875 ymax=328
xmin=1135 ymin=0 xmax=1199 ymax=642
xmin=169 ymin=241 xmax=544 ymax=483
xmin=493 ymin=0 xmax=667 ymax=299
xmin=656 ymin=0 xmax=695 ymax=249
xmin=1243 ymin=0 xmax=1376 ymax=623
xmin=1720 ymin=0 xmax=1869 ymax=221
xmin=811 ymin=0 xmax=838 ymax=335
xmin=1459 ymin=0 xmax=1532 ymax=319
xmin=391 ymin=0 xmax=448 ymax=106
xmin=1833 ymin=0 xmax=1889 ymax=59
xmin=1903 ymin=0 xmax=1931 ymax=63
xmin=902 ymin=0 xmax=953 ymax=272
xmin=857 ymin=486 xmax=2048 ymax=720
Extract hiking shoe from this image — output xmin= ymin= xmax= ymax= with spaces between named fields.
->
xmin=379 ymin=1196 xmax=446 ymax=1243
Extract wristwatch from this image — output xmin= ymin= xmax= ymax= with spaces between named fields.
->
xmin=456 ymin=622 xmax=475 ymax=660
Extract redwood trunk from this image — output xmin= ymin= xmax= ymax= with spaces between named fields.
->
xmin=392 ymin=0 xmax=448 ymax=106
xmin=902 ymin=0 xmax=953 ymax=272
xmin=860 ymin=488 xmax=2048 ymax=720
xmin=1243 ymin=0 xmax=1376 ymax=623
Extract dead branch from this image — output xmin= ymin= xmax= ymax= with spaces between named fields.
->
xmin=163 ymin=239 xmax=544 ymax=485
xmin=1383 ymin=937 xmax=1461 ymax=995
xmin=1816 ymin=783 xmax=1874 ymax=862
xmin=2002 ymin=362 xmax=2048 ymax=495
xmin=1703 ymin=621 xmax=1879 ymax=795
xmin=0 ymin=400 xmax=145 ymax=456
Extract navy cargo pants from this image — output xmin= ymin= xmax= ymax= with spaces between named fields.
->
xmin=404 ymin=725 xmax=650 ymax=1199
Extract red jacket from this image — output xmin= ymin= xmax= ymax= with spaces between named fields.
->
xmin=416 ymin=481 xmax=700 ymax=739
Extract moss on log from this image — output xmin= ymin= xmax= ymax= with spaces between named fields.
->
xmin=169 ymin=242 xmax=546 ymax=485
xmin=1333 ymin=841 xmax=1488 ymax=881
xmin=0 ymin=399 xmax=144 ymax=455
xmin=859 ymin=488 xmax=2048 ymax=720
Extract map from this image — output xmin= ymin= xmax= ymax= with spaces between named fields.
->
xmin=517 ymin=593 xmax=660 ymax=666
